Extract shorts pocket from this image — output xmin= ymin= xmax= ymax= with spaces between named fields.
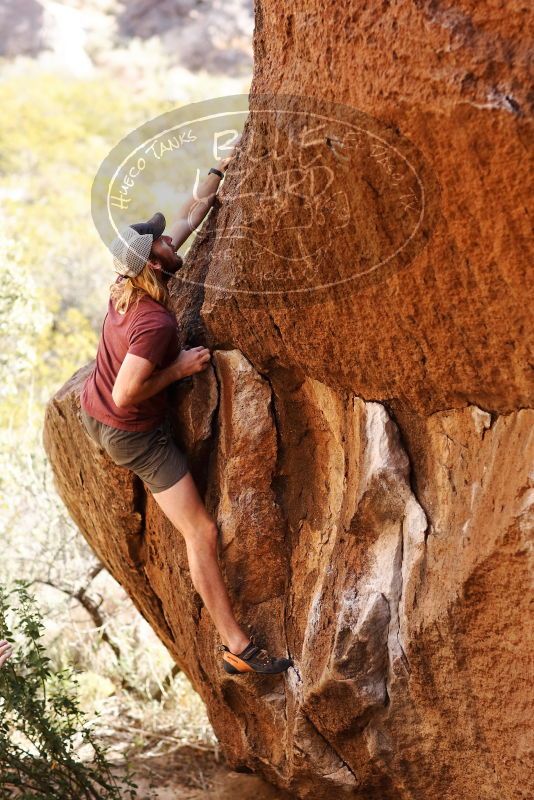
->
xmin=148 ymin=417 xmax=171 ymax=447
xmin=104 ymin=429 xmax=150 ymax=465
xmin=101 ymin=422 xmax=170 ymax=469
xmin=155 ymin=428 xmax=170 ymax=448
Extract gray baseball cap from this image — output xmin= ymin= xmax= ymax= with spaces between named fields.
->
xmin=110 ymin=212 xmax=166 ymax=277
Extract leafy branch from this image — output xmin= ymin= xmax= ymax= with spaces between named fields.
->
xmin=0 ymin=581 xmax=142 ymax=800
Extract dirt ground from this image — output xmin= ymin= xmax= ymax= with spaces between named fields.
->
xmin=115 ymin=744 xmax=296 ymax=799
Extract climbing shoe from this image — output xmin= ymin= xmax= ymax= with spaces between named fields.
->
xmin=219 ymin=637 xmax=293 ymax=675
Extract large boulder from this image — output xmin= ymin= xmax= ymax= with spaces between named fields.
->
xmin=44 ymin=3 xmax=532 ymax=798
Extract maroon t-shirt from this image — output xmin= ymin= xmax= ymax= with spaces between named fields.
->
xmin=80 ymin=280 xmax=180 ymax=431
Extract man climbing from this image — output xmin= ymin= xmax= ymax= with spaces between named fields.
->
xmin=80 ymin=142 xmax=292 ymax=676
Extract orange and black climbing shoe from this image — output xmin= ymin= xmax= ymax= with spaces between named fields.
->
xmin=219 ymin=637 xmax=293 ymax=675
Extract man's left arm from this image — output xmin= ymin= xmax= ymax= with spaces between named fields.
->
xmin=168 ymin=140 xmax=240 ymax=249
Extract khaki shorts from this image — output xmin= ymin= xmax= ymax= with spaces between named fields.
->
xmin=80 ymin=407 xmax=189 ymax=493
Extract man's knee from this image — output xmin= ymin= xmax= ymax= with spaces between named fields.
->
xmin=185 ymin=520 xmax=219 ymax=553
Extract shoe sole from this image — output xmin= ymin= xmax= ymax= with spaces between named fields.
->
xmin=222 ymin=653 xmax=292 ymax=675
xmin=223 ymin=661 xmax=242 ymax=675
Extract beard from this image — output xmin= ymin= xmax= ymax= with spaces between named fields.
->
xmin=156 ymin=253 xmax=183 ymax=279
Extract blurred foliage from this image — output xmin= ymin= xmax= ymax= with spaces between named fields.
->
xmin=0 ymin=581 xmax=142 ymax=799
xmin=0 ymin=234 xmax=98 ymax=430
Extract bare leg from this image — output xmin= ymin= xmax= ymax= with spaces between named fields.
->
xmin=151 ymin=471 xmax=251 ymax=654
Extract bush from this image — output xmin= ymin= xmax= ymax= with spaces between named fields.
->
xmin=0 ymin=581 xmax=138 ymax=800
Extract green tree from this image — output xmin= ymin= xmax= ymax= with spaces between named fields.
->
xmin=0 ymin=581 xmax=140 ymax=799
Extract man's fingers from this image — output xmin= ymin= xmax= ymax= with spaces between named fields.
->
xmin=182 ymin=345 xmax=211 ymax=374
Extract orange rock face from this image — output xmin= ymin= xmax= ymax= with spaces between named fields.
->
xmin=44 ymin=3 xmax=532 ymax=799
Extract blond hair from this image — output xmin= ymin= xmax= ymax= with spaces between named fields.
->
xmin=109 ymin=262 xmax=172 ymax=314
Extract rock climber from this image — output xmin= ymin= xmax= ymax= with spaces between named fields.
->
xmin=80 ymin=142 xmax=292 ymax=676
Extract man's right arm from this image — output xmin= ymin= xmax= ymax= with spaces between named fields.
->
xmin=112 ymin=347 xmax=211 ymax=408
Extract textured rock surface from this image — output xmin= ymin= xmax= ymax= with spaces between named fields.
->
xmin=44 ymin=2 xmax=532 ymax=799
